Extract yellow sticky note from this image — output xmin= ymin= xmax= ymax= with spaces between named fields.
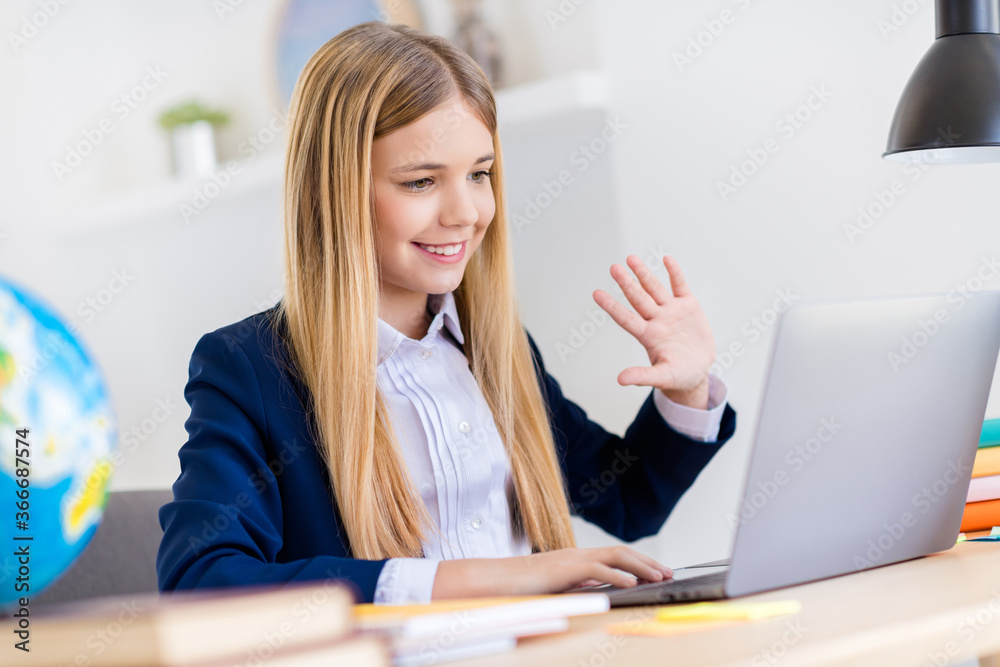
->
xmin=655 ymin=599 xmax=801 ymax=622
xmin=607 ymin=618 xmax=738 ymax=637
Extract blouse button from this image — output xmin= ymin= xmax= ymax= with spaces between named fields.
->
xmin=470 ymin=516 xmax=482 ymax=530
xmin=458 ymin=421 xmax=470 ymax=433
xmin=420 ymin=349 xmax=432 ymax=360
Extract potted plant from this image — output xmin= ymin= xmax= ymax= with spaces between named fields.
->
xmin=158 ymin=101 xmax=230 ymax=179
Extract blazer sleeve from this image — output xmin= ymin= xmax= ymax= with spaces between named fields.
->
xmin=525 ymin=330 xmax=736 ymax=543
xmin=155 ymin=330 xmax=388 ymax=602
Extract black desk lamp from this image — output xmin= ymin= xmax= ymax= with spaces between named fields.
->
xmin=884 ymin=0 xmax=1000 ymax=163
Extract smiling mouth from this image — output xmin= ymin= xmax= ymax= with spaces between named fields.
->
xmin=412 ymin=241 xmax=467 ymax=263
xmin=414 ymin=241 xmax=465 ymax=256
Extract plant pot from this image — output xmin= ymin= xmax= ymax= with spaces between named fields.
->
xmin=170 ymin=120 xmax=218 ymax=178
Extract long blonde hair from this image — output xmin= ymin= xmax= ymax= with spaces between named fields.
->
xmin=270 ymin=21 xmax=575 ymax=560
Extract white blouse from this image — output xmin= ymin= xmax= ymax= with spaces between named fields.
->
xmin=372 ymin=291 xmax=727 ymax=604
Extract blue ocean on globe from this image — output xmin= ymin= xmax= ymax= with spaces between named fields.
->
xmin=0 ymin=275 xmax=116 ymax=609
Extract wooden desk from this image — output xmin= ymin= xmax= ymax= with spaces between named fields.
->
xmin=450 ymin=541 xmax=1000 ymax=667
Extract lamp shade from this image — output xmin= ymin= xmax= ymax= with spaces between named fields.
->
xmin=884 ymin=0 xmax=1000 ymax=163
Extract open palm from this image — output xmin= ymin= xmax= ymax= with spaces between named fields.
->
xmin=592 ymin=254 xmax=716 ymax=408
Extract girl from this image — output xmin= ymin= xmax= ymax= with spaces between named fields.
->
xmin=156 ymin=21 xmax=736 ymax=605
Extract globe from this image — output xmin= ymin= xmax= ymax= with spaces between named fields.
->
xmin=0 ymin=275 xmax=116 ymax=609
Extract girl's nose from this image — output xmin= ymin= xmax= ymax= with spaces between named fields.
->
xmin=440 ymin=182 xmax=479 ymax=228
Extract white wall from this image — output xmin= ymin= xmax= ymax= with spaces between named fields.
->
xmin=0 ymin=1 xmax=606 ymax=493
xmin=581 ymin=0 xmax=1000 ymax=568
xmin=4 ymin=0 xmax=1000 ymax=571
xmin=2 ymin=0 xmax=293 ymax=492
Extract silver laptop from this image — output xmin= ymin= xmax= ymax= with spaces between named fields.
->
xmin=570 ymin=292 xmax=1000 ymax=606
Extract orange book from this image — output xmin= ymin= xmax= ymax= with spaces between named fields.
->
xmin=961 ymin=498 xmax=1000 ymax=532
xmin=973 ymin=447 xmax=1000 ymax=478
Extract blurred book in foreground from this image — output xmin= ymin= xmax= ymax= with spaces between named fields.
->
xmin=2 ymin=580 xmax=389 ymax=667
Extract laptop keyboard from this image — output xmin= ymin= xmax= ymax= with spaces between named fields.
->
xmin=586 ymin=570 xmax=729 ymax=605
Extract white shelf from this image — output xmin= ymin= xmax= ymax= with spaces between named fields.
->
xmin=496 ymin=69 xmax=609 ymax=127
xmin=47 ymin=149 xmax=285 ymax=237
xmin=43 ymin=70 xmax=608 ymax=237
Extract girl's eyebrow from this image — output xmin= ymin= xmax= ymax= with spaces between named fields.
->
xmin=391 ymin=153 xmax=495 ymax=174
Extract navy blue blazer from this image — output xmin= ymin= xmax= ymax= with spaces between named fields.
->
xmin=156 ymin=305 xmax=736 ymax=603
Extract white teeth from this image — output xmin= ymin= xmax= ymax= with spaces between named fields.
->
xmin=418 ymin=243 xmax=462 ymax=256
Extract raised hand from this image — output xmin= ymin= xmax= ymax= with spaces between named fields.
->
xmin=592 ymin=254 xmax=716 ymax=410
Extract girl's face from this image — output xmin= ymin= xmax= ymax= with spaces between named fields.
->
xmin=371 ymin=96 xmax=496 ymax=307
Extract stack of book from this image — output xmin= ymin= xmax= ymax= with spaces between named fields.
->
xmin=961 ymin=418 xmax=1000 ymax=534
xmin=353 ymin=593 xmax=610 ymax=666
xmin=2 ymin=581 xmax=389 ymax=667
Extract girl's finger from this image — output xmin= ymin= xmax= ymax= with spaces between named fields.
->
xmin=615 ymin=551 xmax=673 ymax=581
xmin=627 ymin=550 xmax=673 ymax=578
xmin=664 ymin=255 xmax=693 ymax=298
xmin=611 ymin=262 xmax=658 ymax=320
xmin=617 ymin=365 xmax=663 ymax=388
xmin=582 ymin=562 xmax=639 ymax=589
xmin=593 ymin=288 xmax=644 ymax=337
xmin=626 ymin=254 xmax=673 ymax=306
xmin=601 ymin=549 xmax=669 ymax=584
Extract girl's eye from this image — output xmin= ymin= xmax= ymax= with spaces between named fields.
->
xmin=403 ymin=177 xmax=433 ymax=192
xmin=470 ymin=170 xmax=493 ymax=183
